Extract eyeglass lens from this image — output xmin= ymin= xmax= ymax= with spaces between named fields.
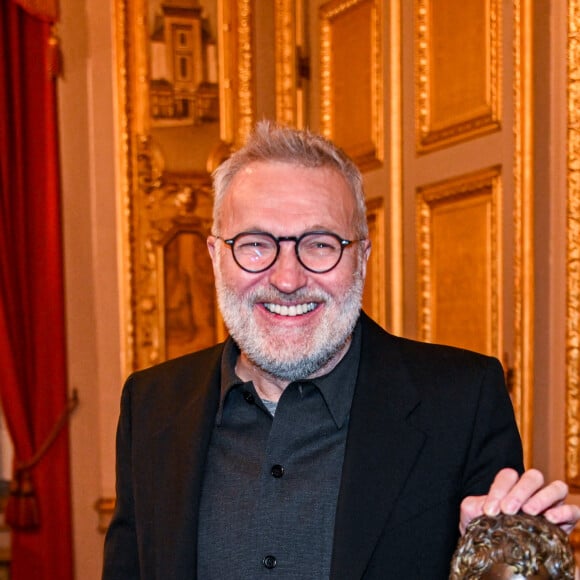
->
xmin=231 ymin=232 xmax=347 ymax=273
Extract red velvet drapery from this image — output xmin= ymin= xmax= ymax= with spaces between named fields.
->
xmin=12 ymin=0 xmax=58 ymax=22
xmin=0 ymin=1 xmax=74 ymax=579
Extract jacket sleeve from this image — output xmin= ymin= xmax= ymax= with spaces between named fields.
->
xmin=102 ymin=376 xmax=140 ymax=579
xmin=460 ymin=356 xmax=524 ymax=498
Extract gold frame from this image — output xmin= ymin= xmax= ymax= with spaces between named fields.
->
xmin=275 ymin=0 xmax=306 ymax=127
xmin=415 ymin=0 xmax=502 ymax=153
xmin=319 ymin=0 xmax=384 ymax=170
xmin=566 ymin=0 xmax=580 ymax=490
xmin=512 ymin=0 xmax=534 ymax=469
xmin=115 ymin=0 xmax=255 ymax=373
xmin=218 ymin=0 xmax=255 ymax=147
xmin=364 ymin=197 xmax=386 ymax=328
xmin=416 ymin=166 xmax=503 ymax=357
xmin=416 ymin=0 xmax=534 ymax=465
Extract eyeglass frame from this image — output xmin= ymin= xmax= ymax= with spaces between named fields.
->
xmin=216 ymin=230 xmax=364 ymax=274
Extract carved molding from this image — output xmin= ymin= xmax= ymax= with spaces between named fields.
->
xmin=415 ymin=0 xmax=502 ymax=153
xmin=387 ymin=0 xmax=404 ymax=336
xmin=114 ymin=0 xmax=137 ymax=374
xmin=218 ymin=0 xmax=255 ymax=147
xmin=566 ymin=0 xmax=580 ymax=489
xmin=132 ymin=140 xmax=216 ymax=368
xmin=416 ymin=167 xmax=502 ymax=357
xmin=512 ymin=0 xmax=534 ymax=468
xmin=364 ymin=197 xmax=386 ymax=328
xmin=275 ymin=0 xmax=299 ymax=126
xmin=319 ymin=0 xmax=383 ymax=170
xmin=234 ymin=0 xmax=255 ymax=145
xmin=115 ymin=0 xmax=255 ymax=373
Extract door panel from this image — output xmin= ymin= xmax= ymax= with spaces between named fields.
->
xmin=267 ymin=0 xmax=532 ymax=462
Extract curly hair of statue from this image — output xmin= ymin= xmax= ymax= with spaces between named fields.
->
xmin=448 ymin=513 xmax=575 ymax=579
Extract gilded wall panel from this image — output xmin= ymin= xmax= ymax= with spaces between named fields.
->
xmin=511 ymin=0 xmax=534 ymax=467
xmin=319 ymin=0 xmax=383 ymax=170
xmin=275 ymin=0 xmax=306 ymax=127
xmin=566 ymin=0 xmax=580 ymax=490
xmin=219 ymin=0 xmax=255 ymax=147
xmin=115 ymin=0 xmax=254 ymax=372
xmin=415 ymin=0 xmax=501 ymax=152
xmin=417 ymin=167 xmax=502 ymax=358
xmin=363 ymin=197 xmax=386 ymax=328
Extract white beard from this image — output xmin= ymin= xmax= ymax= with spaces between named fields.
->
xmin=214 ymin=254 xmax=365 ymax=382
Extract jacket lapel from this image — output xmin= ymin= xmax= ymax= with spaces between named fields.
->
xmin=330 ymin=315 xmax=426 ymax=579
xmin=147 ymin=347 xmax=222 ymax=579
xmin=140 ymin=320 xmax=425 ymax=579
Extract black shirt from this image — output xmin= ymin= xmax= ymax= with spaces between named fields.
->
xmin=197 ymin=322 xmax=361 ymax=579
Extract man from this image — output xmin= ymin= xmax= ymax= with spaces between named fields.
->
xmin=103 ymin=122 xmax=580 ymax=579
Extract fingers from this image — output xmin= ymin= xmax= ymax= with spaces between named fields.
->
xmin=459 ymin=495 xmax=485 ymax=535
xmin=482 ymin=468 xmax=544 ymax=517
xmin=459 ymin=468 xmax=580 ymax=537
xmin=520 ymin=478 xmax=568 ymax=515
xmin=542 ymin=503 xmax=580 ymax=534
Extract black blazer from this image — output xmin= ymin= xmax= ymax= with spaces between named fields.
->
xmin=103 ymin=312 xmax=523 ymax=579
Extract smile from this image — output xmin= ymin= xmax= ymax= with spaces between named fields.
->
xmin=263 ymin=302 xmax=318 ymax=317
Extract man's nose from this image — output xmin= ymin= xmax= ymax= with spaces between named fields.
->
xmin=267 ymin=243 xmax=308 ymax=292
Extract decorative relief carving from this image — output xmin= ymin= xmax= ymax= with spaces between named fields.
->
xmin=275 ymin=0 xmax=300 ymax=126
xmin=319 ymin=0 xmax=383 ymax=170
xmin=115 ymin=0 xmax=255 ymax=374
xmin=132 ymin=138 xmax=216 ymax=368
xmin=511 ymin=0 xmax=533 ymax=468
xmin=235 ymin=0 xmax=254 ymax=144
xmin=220 ymin=0 xmax=255 ymax=146
xmin=416 ymin=167 xmax=502 ymax=358
xmin=415 ymin=0 xmax=501 ymax=153
xmin=566 ymin=0 xmax=580 ymax=489
xmin=115 ymin=0 xmax=137 ymax=372
xmin=363 ymin=198 xmax=386 ymax=328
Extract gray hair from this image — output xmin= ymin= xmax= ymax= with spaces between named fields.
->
xmin=212 ymin=121 xmax=368 ymax=238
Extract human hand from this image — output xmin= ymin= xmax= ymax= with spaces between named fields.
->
xmin=459 ymin=467 xmax=580 ymax=535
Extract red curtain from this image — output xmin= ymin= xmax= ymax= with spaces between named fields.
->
xmin=12 ymin=0 xmax=58 ymax=21
xmin=0 ymin=1 xmax=74 ymax=579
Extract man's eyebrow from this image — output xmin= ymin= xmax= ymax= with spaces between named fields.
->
xmin=232 ymin=225 xmax=339 ymax=234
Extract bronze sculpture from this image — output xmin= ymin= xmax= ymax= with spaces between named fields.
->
xmin=449 ymin=513 xmax=575 ymax=579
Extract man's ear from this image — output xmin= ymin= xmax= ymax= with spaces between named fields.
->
xmin=360 ymin=239 xmax=371 ymax=280
xmin=207 ymin=235 xmax=217 ymax=262
xmin=363 ymin=239 xmax=371 ymax=261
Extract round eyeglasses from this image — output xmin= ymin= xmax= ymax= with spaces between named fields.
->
xmin=217 ymin=231 xmax=363 ymax=274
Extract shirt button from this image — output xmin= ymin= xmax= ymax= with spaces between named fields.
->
xmin=271 ymin=464 xmax=284 ymax=478
xmin=262 ymin=555 xmax=277 ymax=569
xmin=242 ymin=391 xmax=255 ymax=404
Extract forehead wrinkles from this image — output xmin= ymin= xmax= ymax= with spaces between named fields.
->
xmin=213 ymin=162 xmax=360 ymax=240
xmin=242 ymin=188 xmax=352 ymax=224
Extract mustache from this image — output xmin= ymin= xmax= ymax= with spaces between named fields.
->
xmin=243 ymin=287 xmax=331 ymax=304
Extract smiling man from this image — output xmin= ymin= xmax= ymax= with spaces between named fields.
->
xmin=103 ymin=122 xmax=580 ymax=580
xmin=208 ymin=158 xmax=369 ymax=393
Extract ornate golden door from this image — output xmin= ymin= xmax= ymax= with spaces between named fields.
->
xmin=269 ymin=0 xmax=534 ymax=463
xmin=117 ymin=0 xmax=535 ymax=462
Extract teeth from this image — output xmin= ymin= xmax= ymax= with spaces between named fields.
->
xmin=264 ymin=302 xmax=317 ymax=316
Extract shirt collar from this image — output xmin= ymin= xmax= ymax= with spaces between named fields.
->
xmin=215 ymin=338 xmax=246 ymax=425
xmin=216 ymin=316 xmax=362 ymax=429
xmin=308 ymin=320 xmax=361 ymax=428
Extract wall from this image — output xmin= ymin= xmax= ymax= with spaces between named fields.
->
xmin=55 ymin=1 xmax=578 ymax=578
xmin=58 ymin=0 xmax=121 ymax=578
